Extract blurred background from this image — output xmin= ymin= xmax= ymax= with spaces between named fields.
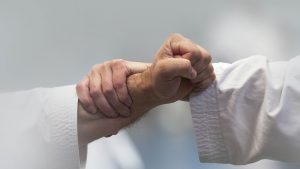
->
xmin=1 ymin=0 xmax=300 ymax=168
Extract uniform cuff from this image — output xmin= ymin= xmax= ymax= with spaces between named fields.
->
xmin=189 ymin=64 xmax=230 ymax=163
xmin=43 ymin=85 xmax=81 ymax=168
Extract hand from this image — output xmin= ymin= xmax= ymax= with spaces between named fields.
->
xmin=76 ymin=34 xmax=215 ymax=146
xmin=76 ymin=60 xmax=150 ymax=146
xmin=76 ymin=59 xmax=150 ymax=117
xmin=148 ymin=33 xmax=215 ymax=103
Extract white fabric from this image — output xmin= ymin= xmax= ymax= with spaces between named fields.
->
xmin=0 ymin=85 xmax=81 ymax=169
xmin=85 ymin=130 xmax=145 ymax=169
xmin=190 ymin=55 xmax=300 ymax=164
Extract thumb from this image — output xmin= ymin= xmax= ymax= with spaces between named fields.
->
xmin=155 ymin=58 xmax=197 ymax=80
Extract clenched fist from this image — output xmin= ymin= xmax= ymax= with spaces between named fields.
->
xmin=144 ymin=33 xmax=215 ymax=103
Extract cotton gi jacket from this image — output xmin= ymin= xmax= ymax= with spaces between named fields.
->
xmin=0 ymin=85 xmax=81 ymax=169
xmin=190 ymin=55 xmax=300 ymax=164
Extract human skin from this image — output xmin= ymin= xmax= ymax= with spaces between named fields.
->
xmin=76 ymin=60 xmax=151 ymax=117
xmin=77 ymin=34 xmax=215 ymax=147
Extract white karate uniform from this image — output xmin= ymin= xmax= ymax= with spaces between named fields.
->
xmin=1 ymin=55 xmax=299 ymax=168
xmin=0 ymin=85 xmax=80 ymax=169
xmin=190 ymin=55 xmax=300 ymax=164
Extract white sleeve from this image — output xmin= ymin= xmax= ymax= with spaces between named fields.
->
xmin=189 ymin=55 xmax=300 ymax=165
xmin=0 ymin=85 xmax=81 ymax=169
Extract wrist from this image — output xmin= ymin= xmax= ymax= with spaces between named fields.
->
xmin=126 ymin=70 xmax=162 ymax=117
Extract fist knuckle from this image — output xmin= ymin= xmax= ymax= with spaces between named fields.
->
xmin=208 ymin=64 xmax=214 ymax=73
xmin=169 ymin=33 xmax=178 ymax=38
xmin=169 ymin=33 xmax=183 ymax=41
xmin=211 ymin=73 xmax=216 ymax=80
xmin=203 ymin=53 xmax=212 ymax=64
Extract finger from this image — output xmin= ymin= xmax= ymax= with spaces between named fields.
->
xmin=196 ymin=45 xmax=212 ymax=65
xmin=76 ymin=76 xmax=98 ymax=114
xmin=125 ymin=61 xmax=151 ymax=74
xmin=156 ymin=58 xmax=197 ymax=80
xmin=193 ymin=73 xmax=216 ymax=92
xmin=170 ymin=37 xmax=212 ymax=67
xmin=190 ymin=54 xmax=210 ymax=74
xmin=101 ymin=64 xmax=131 ymax=116
xmin=155 ymin=33 xmax=187 ymax=60
xmin=111 ymin=60 xmax=151 ymax=107
xmin=90 ymin=69 xmax=118 ymax=118
xmin=191 ymin=64 xmax=214 ymax=83
xmin=111 ymin=60 xmax=132 ymax=107
xmin=77 ymin=101 xmax=106 ymax=122
xmin=122 ymin=61 xmax=151 ymax=106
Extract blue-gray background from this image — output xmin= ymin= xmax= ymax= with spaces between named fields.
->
xmin=1 ymin=0 xmax=300 ymax=168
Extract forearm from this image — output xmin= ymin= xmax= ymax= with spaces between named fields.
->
xmin=125 ymin=71 xmax=162 ymax=122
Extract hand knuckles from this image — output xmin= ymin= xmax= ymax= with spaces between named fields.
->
xmin=211 ymin=73 xmax=216 ymax=80
xmin=113 ymin=59 xmax=125 ymax=65
xmin=112 ymin=59 xmax=127 ymax=71
xmin=169 ymin=33 xmax=180 ymax=39
xmin=190 ymin=45 xmax=200 ymax=55
xmin=76 ymin=83 xmax=84 ymax=92
xmin=92 ymin=64 xmax=102 ymax=71
xmin=203 ymin=53 xmax=212 ymax=64
xmin=209 ymin=64 xmax=214 ymax=70
xmin=169 ymin=33 xmax=185 ymax=41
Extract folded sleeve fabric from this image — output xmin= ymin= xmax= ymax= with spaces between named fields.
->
xmin=0 ymin=85 xmax=81 ymax=169
xmin=190 ymin=55 xmax=300 ymax=164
